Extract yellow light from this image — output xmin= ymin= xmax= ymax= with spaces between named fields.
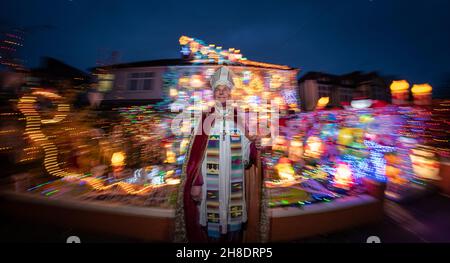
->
xmin=32 ymin=90 xmax=62 ymax=99
xmin=390 ymin=80 xmax=410 ymax=93
xmin=111 ymin=151 xmax=125 ymax=167
xmin=169 ymin=88 xmax=178 ymax=97
xmin=190 ymin=74 xmax=204 ymax=88
xmin=179 ymin=76 xmax=190 ymax=87
xmin=305 ymin=136 xmax=323 ymax=158
xmin=334 ymin=163 xmax=353 ymax=189
xmin=411 ymin=83 xmax=432 ymax=95
xmin=273 ymin=96 xmax=284 ymax=105
xmin=262 ymin=91 xmax=271 ymax=100
xmin=180 ymin=138 xmax=189 ymax=154
xmin=288 ymin=139 xmax=303 ymax=162
xmin=261 ymin=137 xmax=271 ymax=146
xmin=166 ymin=150 xmax=176 ymax=164
xmin=166 ymin=178 xmax=181 ymax=185
xmin=270 ymin=74 xmax=284 ymax=89
xmin=179 ymin=35 xmax=191 ymax=45
xmin=317 ymin=97 xmax=329 ymax=108
xmin=275 ymin=158 xmax=295 ymax=181
xmin=290 ymin=140 xmax=303 ymax=147
xmin=189 ymin=41 xmax=200 ymax=53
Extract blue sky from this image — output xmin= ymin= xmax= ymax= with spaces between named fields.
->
xmin=1 ymin=0 xmax=449 ymax=97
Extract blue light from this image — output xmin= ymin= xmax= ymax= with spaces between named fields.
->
xmin=180 ymin=46 xmax=190 ymax=56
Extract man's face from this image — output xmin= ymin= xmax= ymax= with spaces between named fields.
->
xmin=213 ymin=85 xmax=231 ymax=104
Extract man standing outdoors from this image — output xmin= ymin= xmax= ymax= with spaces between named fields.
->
xmin=175 ymin=66 xmax=257 ymax=242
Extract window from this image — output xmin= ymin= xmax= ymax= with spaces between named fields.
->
xmin=98 ymin=74 xmax=115 ymax=92
xmin=129 ymin=79 xmax=138 ymax=90
xmin=339 ymin=88 xmax=353 ymax=102
xmin=127 ymin=72 xmax=155 ymax=91
xmin=143 ymin=79 xmax=153 ymax=90
xmin=318 ymin=85 xmax=330 ymax=98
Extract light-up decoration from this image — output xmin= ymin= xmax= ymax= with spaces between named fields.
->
xmin=245 ymin=95 xmax=259 ymax=109
xmin=31 ymin=90 xmax=62 ymax=100
xmin=248 ymin=75 xmax=264 ymax=94
xmin=18 ymin=92 xmax=177 ymax=195
xmin=179 ymin=35 xmax=192 ymax=45
xmin=169 ymin=88 xmax=178 ymax=97
xmin=304 ymin=136 xmax=323 ymax=159
xmin=337 ymin=128 xmax=364 ymax=149
xmin=390 ymin=80 xmax=410 ymax=93
xmin=288 ymin=137 xmax=303 ymax=162
xmin=359 ymin=114 xmax=374 ymax=124
xmin=363 ymin=140 xmax=395 ymax=181
xmin=272 ymin=136 xmax=288 ymax=153
xmin=179 ymin=35 xmax=291 ymax=70
xmin=181 ymin=46 xmax=191 ymax=56
xmin=320 ymin=123 xmax=338 ymax=139
xmin=164 ymin=143 xmax=177 ymax=164
xmin=411 ymin=83 xmax=432 ymax=95
xmin=18 ymin=92 xmax=75 ymax=178
xmin=333 ymin=163 xmax=353 ymax=190
xmin=242 ymin=71 xmax=251 ymax=84
xmin=317 ymin=97 xmax=329 ymax=109
xmin=190 ymin=74 xmax=204 ymax=88
xmin=410 ymin=147 xmax=440 ymax=180
xmin=111 ymin=151 xmax=125 ymax=167
xmin=390 ymin=80 xmax=410 ymax=105
xmin=270 ymin=74 xmax=284 ymax=89
xmin=160 ymin=36 xmax=300 ymax=116
xmin=146 ymin=166 xmax=165 ymax=185
xmin=166 ymin=150 xmax=177 ymax=164
xmin=385 ymin=154 xmax=407 ymax=184
xmin=281 ymin=89 xmax=299 ymax=111
xmin=273 ymin=96 xmax=284 ymax=106
xmin=262 ymin=91 xmax=271 ymax=100
xmin=179 ymin=138 xmax=190 ymax=154
xmin=166 ymin=178 xmax=181 ymax=185
xmin=351 ymin=99 xmax=372 ymax=109
xmin=178 ymin=76 xmax=190 ymax=87
xmin=411 ymin=83 xmax=432 ymax=106
xmin=205 ymin=68 xmax=215 ymax=76
xmin=261 ymin=137 xmax=272 ymax=147
xmin=275 ymin=157 xmax=296 ymax=181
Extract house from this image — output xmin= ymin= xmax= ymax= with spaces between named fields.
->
xmin=298 ymin=71 xmax=392 ymax=111
xmin=93 ymin=36 xmax=300 ymax=111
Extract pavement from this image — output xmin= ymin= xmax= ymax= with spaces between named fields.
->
xmin=297 ymin=193 xmax=450 ymax=243
xmin=0 ymin=193 xmax=449 ymax=243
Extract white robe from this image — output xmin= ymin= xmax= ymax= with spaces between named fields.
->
xmin=197 ymin=105 xmax=251 ymax=234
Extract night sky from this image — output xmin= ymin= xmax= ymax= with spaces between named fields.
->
xmin=1 ymin=0 xmax=450 ymax=97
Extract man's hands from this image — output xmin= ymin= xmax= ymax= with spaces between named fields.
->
xmin=247 ymin=134 xmax=263 ymax=149
xmin=191 ymin=185 xmax=202 ymax=202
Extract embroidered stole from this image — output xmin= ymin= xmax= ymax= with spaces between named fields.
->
xmin=206 ymin=129 xmax=244 ymax=238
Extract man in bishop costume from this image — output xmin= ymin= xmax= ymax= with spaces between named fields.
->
xmin=175 ymin=66 xmax=257 ymax=242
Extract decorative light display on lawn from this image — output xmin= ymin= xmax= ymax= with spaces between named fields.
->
xmin=18 ymin=90 xmax=179 ymax=195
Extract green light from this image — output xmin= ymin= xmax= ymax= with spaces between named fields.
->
xmin=45 ymin=190 xmax=59 ymax=196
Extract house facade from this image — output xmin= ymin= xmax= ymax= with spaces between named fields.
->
xmin=298 ymin=71 xmax=392 ymax=111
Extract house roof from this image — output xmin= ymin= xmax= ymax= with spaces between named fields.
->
xmin=92 ymin=58 xmax=297 ymax=71
xmin=298 ymin=70 xmax=386 ymax=88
